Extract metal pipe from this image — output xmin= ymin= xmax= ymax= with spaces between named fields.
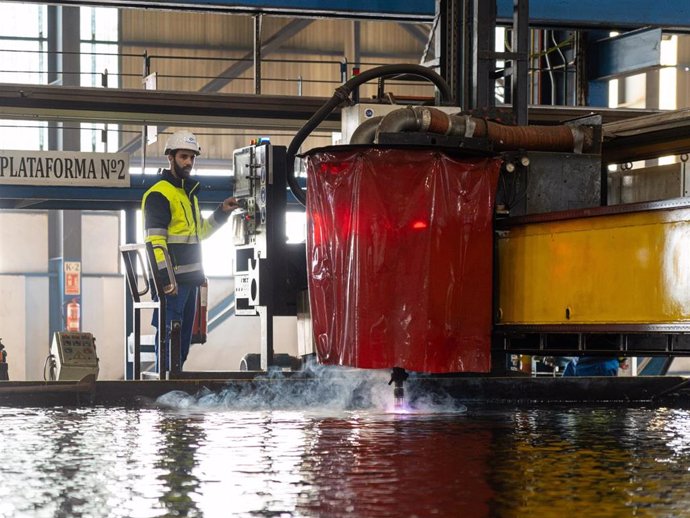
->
xmin=367 ymin=106 xmax=583 ymax=153
xmin=372 ymin=106 xmax=470 ymax=143
xmin=349 ymin=115 xmax=383 ymax=144
xmin=375 ymin=106 xmax=422 ymax=136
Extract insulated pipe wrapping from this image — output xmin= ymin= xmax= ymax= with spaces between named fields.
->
xmin=471 ymin=118 xmax=577 ymax=152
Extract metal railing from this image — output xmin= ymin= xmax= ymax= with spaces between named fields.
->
xmin=0 ymin=45 xmax=433 ymax=96
xmin=120 ymin=241 xmax=182 ymax=380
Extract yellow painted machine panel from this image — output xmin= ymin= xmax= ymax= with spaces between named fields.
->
xmin=497 ymin=207 xmax=690 ymax=325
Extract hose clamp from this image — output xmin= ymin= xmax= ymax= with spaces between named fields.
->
xmin=570 ymin=127 xmax=585 ymax=154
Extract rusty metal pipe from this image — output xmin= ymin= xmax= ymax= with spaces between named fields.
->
xmin=472 ymin=118 xmax=578 ymax=152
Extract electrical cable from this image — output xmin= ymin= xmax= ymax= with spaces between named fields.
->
xmin=43 ymin=353 xmax=56 ymax=381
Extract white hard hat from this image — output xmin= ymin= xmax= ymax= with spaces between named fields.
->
xmin=164 ymin=130 xmax=201 ymax=156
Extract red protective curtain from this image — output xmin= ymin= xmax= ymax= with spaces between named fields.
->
xmin=306 ymin=147 xmax=501 ymax=373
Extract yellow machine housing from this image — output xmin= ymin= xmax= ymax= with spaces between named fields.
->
xmin=494 ymin=199 xmax=690 ymax=358
xmin=497 ymin=200 xmax=690 ymax=327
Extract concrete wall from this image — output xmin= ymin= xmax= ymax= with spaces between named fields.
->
xmin=0 ymin=212 xmax=50 ymax=381
xmin=0 ymin=275 xmax=50 ymax=381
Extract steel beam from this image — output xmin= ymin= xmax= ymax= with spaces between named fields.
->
xmin=0 ymin=173 xmax=306 ymax=211
xmin=496 ymin=0 xmax=690 ymax=30
xmin=0 ymin=83 xmax=657 ymax=130
xmin=472 ymin=0 xmax=496 ymax=111
xmin=0 ymin=175 xmax=231 ymax=210
xmin=602 ymin=108 xmax=690 ymax=164
xmin=0 ymin=84 xmax=340 ymax=130
xmin=437 ymin=0 xmax=465 ymax=106
xmin=588 ymin=28 xmax=663 ymax=81
xmin=9 ymin=0 xmax=690 ymax=29
xmin=510 ymin=0 xmax=529 ymax=125
xmin=8 ymin=0 xmax=436 ymax=21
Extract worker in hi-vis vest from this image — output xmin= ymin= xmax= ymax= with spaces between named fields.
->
xmin=142 ymin=130 xmax=239 ymax=370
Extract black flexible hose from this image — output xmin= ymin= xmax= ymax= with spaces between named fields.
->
xmin=43 ymin=354 xmax=56 ymax=381
xmin=286 ymin=64 xmax=453 ymax=206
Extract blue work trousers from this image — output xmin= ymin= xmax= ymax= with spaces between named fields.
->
xmin=152 ymin=283 xmax=198 ymax=372
xmin=563 ymin=357 xmax=620 ymax=377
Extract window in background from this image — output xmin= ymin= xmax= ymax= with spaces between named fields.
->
xmin=80 ymin=7 xmax=119 ymax=152
xmin=0 ymin=4 xmax=48 ymax=149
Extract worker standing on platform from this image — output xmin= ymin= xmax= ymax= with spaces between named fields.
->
xmin=0 ymin=338 xmax=8 ymax=381
xmin=142 ymin=130 xmax=239 ymax=371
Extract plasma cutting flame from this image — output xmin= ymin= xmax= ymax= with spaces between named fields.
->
xmin=394 ymin=388 xmax=405 ymax=410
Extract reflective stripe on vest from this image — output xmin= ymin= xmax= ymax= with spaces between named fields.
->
xmin=145 ymin=227 xmax=168 ymax=239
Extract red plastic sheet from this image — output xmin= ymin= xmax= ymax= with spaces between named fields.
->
xmin=306 ymin=147 xmax=501 ymax=374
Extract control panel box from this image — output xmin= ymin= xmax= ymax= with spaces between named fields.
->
xmin=231 ymin=143 xmax=306 ymax=319
xmin=233 ymin=144 xmax=267 ymax=316
xmin=50 ymin=332 xmax=99 ymax=381
xmin=233 ymin=145 xmax=255 ymax=198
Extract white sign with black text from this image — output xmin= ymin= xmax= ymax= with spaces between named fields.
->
xmin=0 ymin=150 xmax=129 ymax=187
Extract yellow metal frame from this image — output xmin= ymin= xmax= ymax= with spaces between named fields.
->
xmin=497 ymin=207 xmax=690 ymax=325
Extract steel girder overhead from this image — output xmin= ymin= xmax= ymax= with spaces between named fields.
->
xmin=0 ymin=84 xmax=340 ymax=130
xmin=8 ymin=0 xmax=690 ymax=28
xmin=13 ymin=0 xmax=434 ymax=21
xmin=0 ymin=83 xmax=656 ymax=129
xmin=0 ymin=88 xmax=663 ymax=138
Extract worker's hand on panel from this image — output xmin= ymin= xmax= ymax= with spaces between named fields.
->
xmin=221 ymin=197 xmax=240 ymax=213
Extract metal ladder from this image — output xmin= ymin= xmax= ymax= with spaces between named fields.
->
xmin=120 ymin=242 xmax=183 ymax=380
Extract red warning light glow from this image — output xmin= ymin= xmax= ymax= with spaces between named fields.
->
xmin=411 ymin=220 xmax=427 ymax=230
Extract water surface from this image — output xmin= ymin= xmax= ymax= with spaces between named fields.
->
xmin=2 ymin=379 xmax=690 ymax=517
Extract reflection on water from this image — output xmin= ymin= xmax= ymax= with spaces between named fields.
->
xmin=2 ymin=403 xmax=690 ymax=517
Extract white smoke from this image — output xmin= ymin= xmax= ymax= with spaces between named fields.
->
xmin=156 ymin=363 xmax=467 ymax=415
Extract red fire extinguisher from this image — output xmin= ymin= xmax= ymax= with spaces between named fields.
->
xmin=66 ymin=298 xmax=80 ymax=332
xmin=192 ymin=279 xmax=208 ymax=344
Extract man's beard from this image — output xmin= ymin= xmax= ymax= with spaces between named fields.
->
xmin=173 ymin=161 xmax=192 ymax=179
